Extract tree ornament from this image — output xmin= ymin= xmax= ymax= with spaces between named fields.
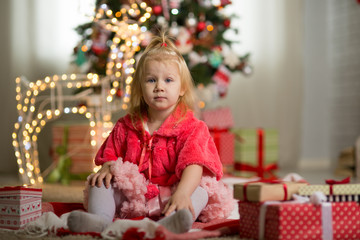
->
xmin=185 ymin=12 xmax=197 ymax=28
xmin=197 ymin=21 xmax=207 ymax=32
xmin=116 ymin=89 xmax=123 ymax=98
xmin=221 ymin=0 xmax=232 ymax=7
xmin=188 ymin=51 xmax=207 ymax=67
xmin=91 ymin=27 xmax=110 ymax=55
xmin=74 ymin=46 xmax=88 ymax=66
xmin=169 ymin=22 xmax=180 ymax=36
xmin=175 ymin=27 xmax=193 ymax=54
xmin=152 ymin=5 xmax=163 ymax=16
xmin=223 ymin=19 xmax=231 ymax=28
xmin=209 ymin=48 xmax=223 ymax=68
xmin=212 ymin=64 xmax=231 ymax=98
xmin=156 ymin=16 xmax=167 ymax=27
xmin=221 ymin=44 xmax=240 ymax=69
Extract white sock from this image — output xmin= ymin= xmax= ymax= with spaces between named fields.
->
xmin=68 ymin=183 xmax=121 ymax=233
xmin=67 ymin=210 xmax=112 ymax=233
xmin=157 ymin=208 xmax=193 ymax=233
xmin=158 ymin=186 xmax=209 ymax=233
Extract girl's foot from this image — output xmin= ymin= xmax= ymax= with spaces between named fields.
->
xmin=157 ymin=209 xmax=193 ymax=233
xmin=67 ymin=210 xmax=110 ymax=233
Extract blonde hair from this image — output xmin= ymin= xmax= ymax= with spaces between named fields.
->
xmin=129 ymin=30 xmax=196 ymax=118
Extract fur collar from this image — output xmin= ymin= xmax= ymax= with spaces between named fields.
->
xmin=122 ymin=105 xmax=196 ymax=137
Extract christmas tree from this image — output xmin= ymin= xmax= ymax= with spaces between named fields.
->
xmin=73 ymin=0 xmax=251 ymax=105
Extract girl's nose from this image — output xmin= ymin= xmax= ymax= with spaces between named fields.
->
xmin=154 ymin=81 xmax=164 ymax=92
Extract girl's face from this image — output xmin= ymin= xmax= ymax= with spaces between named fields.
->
xmin=141 ymin=59 xmax=185 ymax=116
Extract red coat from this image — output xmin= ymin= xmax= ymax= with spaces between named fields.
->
xmin=95 ymin=106 xmax=223 ymax=186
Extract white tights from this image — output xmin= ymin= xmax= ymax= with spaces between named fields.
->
xmin=67 ymin=184 xmax=208 ymax=233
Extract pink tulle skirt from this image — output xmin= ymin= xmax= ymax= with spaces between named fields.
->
xmin=84 ymin=158 xmax=235 ymax=222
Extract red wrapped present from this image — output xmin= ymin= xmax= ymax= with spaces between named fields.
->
xmin=239 ymin=201 xmax=360 ymax=240
xmin=201 ymin=107 xmax=234 ymax=129
xmin=211 ymin=129 xmax=234 ymax=168
xmin=0 ymin=186 xmax=42 ymax=229
xmin=201 ymin=107 xmax=234 ymax=172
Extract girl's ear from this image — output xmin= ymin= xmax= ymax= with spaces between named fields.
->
xmin=180 ymin=88 xmax=185 ymax=97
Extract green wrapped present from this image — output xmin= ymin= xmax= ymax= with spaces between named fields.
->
xmin=232 ymin=128 xmax=278 ymax=179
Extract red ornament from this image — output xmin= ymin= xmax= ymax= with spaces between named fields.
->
xmin=221 ymin=0 xmax=232 ymax=6
xmin=223 ymin=19 xmax=231 ymax=28
xmin=152 ymin=5 xmax=163 ymax=16
xmin=116 ymin=89 xmax=123 ymax=98
xmin=197 ymin=21 xmax=206 ymax=32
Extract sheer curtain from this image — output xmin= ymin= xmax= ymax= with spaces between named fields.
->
xmin=221 ymin=0 xmax=304 ymax=169
xmin=328 ymin=1 xmax=360 ymax=165
xmin=10 ymin=0 xmax=89 ymax=79
xmin=1 ymin=0 xmax=90 ymax=174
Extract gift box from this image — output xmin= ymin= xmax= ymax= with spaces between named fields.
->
xmin=0 ymin=186 xmax=42 ymax=229
xmin=232 ymin=128 xmax=278 ymax=179
xmin=298 ymin=178 xmax=360 ymax=202
xmin=52 ymin=122 xmax=96 ymax=174
xmin=201 ymin=107 xmax=234 ymax=129
xmin=239 ymin=201 xmax=360 ymax=240
xmin=234 ymin=181 xmax=308 ymax=202
xmin=201 ymin=107 xmax=234 ymax=171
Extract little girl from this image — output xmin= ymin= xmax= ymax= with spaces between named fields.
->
xmin=67 ymin=31 xmax=234 ymax=233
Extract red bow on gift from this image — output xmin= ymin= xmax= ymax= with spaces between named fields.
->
xmin=325 ymin=177 xmax=350 ymax=195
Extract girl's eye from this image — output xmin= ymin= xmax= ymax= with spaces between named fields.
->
xmin=147 ymin=78 xmax=156 ymax=83
xmin=165 ymin=78 xmax=173 ymax=83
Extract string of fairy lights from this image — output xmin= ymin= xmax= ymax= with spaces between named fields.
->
xmin=94 ymin=1 xmax=151 ymax=106
xmin=12 ymin=1 xmax=153 ymax=185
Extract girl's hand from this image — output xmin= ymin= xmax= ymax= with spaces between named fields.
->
xmin=88 ymin=161 xmax=113 ymax=188
xmin=161 ymin=164 xmax=203 ymax=219
xmin=162 ymin=190 xmax=195 ymax=219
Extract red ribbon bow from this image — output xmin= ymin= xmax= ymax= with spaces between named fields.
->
xmin=325 ymin=177 xmax=350 ymax=195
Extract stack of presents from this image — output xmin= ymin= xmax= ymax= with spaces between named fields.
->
xmin=233 ymin=178 xmax=360 ymax=239
xmin=202 ymin=107 xmax=360 ymax=239
xmin=201 ymin=107 xmax=279 ymax=179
